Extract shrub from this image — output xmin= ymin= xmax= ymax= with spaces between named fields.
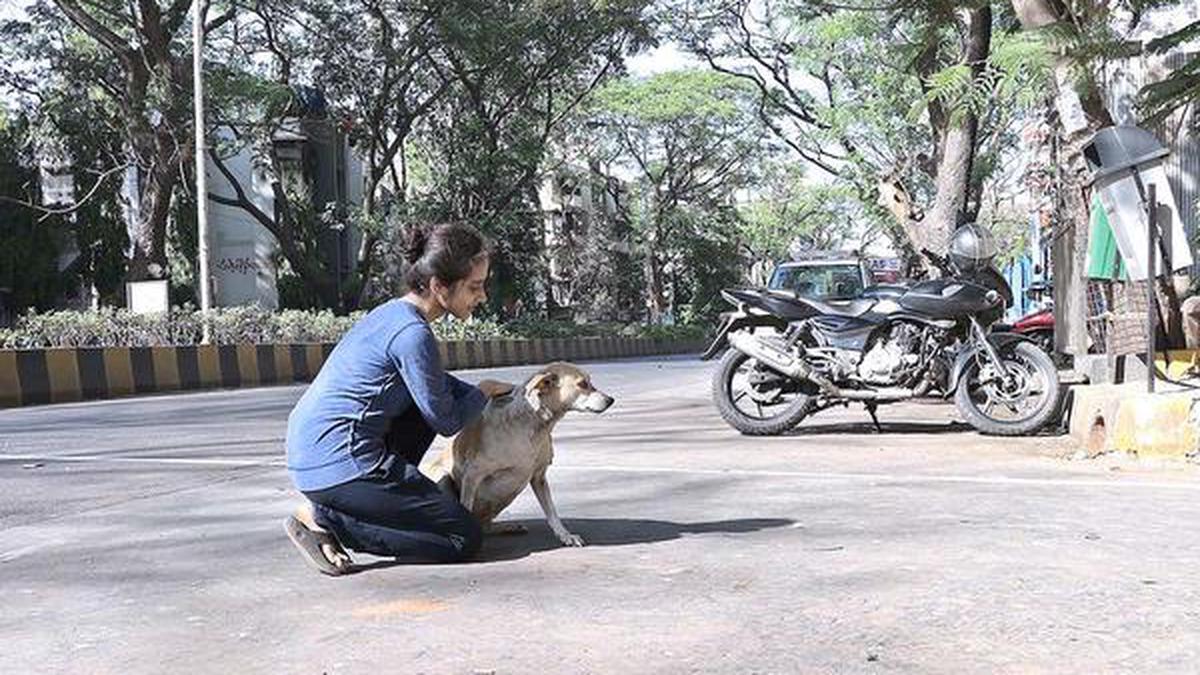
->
xmin=0 ymin=307 xmax=708 ymax=348
xmin=0 ymin=307 xmax=355 ymax=348
xmin=624 ymin=323 xmax=710 ymax=341
xmin=502 ymin=318 xmax=618 ymax=339
xmin=275 ymin=309 xmax=361 ymax=344
xmin=434 ymin=316 xmax=512 ymax=341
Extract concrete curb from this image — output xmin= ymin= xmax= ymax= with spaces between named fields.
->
xmin=1067 ymin=381 xmax=1200 ymax=458
xmin=0 ymin=336 xmax=706 ymax=409
xmin=1155 ymin=349 xmax=1200 ymax=380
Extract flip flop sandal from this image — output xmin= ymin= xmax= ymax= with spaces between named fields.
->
xmin=284 ymin=515 xmax=351 ymax=576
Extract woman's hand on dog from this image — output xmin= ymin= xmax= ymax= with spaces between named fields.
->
xmin=477 ymin=379 xmax=515 ymax=398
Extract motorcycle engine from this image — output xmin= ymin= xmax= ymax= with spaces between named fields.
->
xmin=857 ymin=323 xmax=923 ymax=384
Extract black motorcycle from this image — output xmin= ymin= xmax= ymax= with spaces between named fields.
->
xmin=702 ymin=225 xmax=1061 ymax=436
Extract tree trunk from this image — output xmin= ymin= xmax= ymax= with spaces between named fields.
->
xmin=1049 ymin=137 xmax=1095 ymax=356
xmin=643 ymin=223 xmax=667 ymax=323
xmin=644 ymin=251 xmax=666 ymax=323
xmin=119 ymin=70 xmax=184 ymax=281
xmin=50 ymin=1 xmax=193 ymax=284
xmin=924 ymin=5 xmax=991 ymax=253
xmin=925 ymin=124 xmax=977 ymax=249
xmin=1011 ymin=0 xmax=1113 ymax=356
xmin=875 ymin=176 xmax=927 ymax=275
xmin=125 ymin=171 xmax=173 ymax=281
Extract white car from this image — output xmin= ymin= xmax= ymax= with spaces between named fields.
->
xmin=766 ymin=255 xmax=875 ymax=301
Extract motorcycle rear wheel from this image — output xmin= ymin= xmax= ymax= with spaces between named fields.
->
xmin=955 ymin=341 xmax=1061 ymax=436
xmin=712 ymin=349 xmax=813 ymax=436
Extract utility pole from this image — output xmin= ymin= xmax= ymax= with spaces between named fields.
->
xmin=193 ymin=0 xmax=213 ymax=344
xmin=1147 ymin=184 xmax=1157 ymax=394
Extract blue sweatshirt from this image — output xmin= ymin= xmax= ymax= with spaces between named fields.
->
xmin=286 ymin=299 xmax=488 ymax=492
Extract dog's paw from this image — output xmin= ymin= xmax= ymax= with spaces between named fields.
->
xmin=559 ymin=533 xmax=585 ymax=547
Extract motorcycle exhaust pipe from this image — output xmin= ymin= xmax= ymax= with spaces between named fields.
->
xmin=727 ymin=332 xmax=917 ymax=402
xmin=727 ymin=332 xmax=843 ymax=396
xmin=727 ymin=331 xmax=811 ymax=380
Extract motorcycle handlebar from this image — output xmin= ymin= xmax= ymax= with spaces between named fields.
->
xmin=920 ymin=247 xmax=954 ymax=276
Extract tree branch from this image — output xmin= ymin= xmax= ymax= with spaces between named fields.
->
xmin=0 ymin=162 xmax=131 ymax=222
xmin=205 ymin=6 xmax=237 ymax=34
xmin=163 ymin=0 xmax=195 ymax=37
xmin=52 ymin=0 xmax=134 ymax=66
xmin=206 ymin=148 xmax=283 ymax=240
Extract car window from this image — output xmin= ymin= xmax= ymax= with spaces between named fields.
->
xmin=768 ymin=264 xmax=865 ymax=299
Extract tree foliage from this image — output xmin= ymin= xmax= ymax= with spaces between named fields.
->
xmin=581 ymin=70 xmax=766 ymax=321
xmin=1 ymin=0 xmax=217 ymax=282
xmin=3 ymin=0 xmax=1195 ymax=327
xmin=198 ymin=0 xmax=651 ymax=313
xmin=736 ymin=165 xmax=869 ymax=283
xmin=667 ymin=0 xmax=1055 ymax=269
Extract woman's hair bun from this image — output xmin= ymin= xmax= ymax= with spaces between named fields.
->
xmin=403 ymin=224 xmax=431 ymax=265
xmin=403 ymin=222 xmax=490 ymax=293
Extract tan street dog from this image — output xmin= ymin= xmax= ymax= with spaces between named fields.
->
xmin=424 ymin=362 xmax=614 ymax=547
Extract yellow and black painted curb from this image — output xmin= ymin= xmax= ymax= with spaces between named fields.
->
xmin=1067 ymin=379 xmax=1200 ymax=459
xmin=0 ymin=337 xmax=705 ymax=408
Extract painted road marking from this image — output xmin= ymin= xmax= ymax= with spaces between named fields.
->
xmin=559 ymin=464 xmax=1200 ymax=491
xmin=1 ymin=453 xmax=280 ymax=467
xmin=2 ymin=453 xmax=1198 ymax=491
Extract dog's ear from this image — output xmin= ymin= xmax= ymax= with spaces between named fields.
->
xmin=527 ymin=371 xmax=558 ymax=393
xmin=524 ymin=371 xmax=558 ymax=411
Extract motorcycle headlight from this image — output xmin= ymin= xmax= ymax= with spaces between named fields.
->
xmin=985 ymin=289 xmax=1000 ymax=306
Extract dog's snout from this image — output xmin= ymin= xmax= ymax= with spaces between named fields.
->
xmin=585 ymin=392 xmax=614 ymax=412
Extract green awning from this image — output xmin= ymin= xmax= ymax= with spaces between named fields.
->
xmin=1086 ymin=196 xmax=1128 ymax=281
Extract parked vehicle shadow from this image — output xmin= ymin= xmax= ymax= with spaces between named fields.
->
xmin=784 ymin=420 xmax=974 ymax=436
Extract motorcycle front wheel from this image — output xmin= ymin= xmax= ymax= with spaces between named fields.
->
xmin=1027 ymin=329 xmax=1055 ymax=356
xmin=955 ymin=341 xmax=1061 ymax=436
xmin=711 ymin=349 xmax=813 ymax=436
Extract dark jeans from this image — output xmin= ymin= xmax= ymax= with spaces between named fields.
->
xmin=302 ymin=406 xmax=481 ymax=563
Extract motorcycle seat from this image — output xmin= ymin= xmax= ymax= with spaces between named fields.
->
xmin=757 ymin=290 xmax=819 ymax=320
xmin=764 ymin=290 xmax=875 ymax=318
xmin=861 ymin=284 xmax=907 ymax=300
xmin=804 ymin=297 xmax=876 ymax=318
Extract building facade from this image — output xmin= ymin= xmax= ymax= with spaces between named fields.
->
xmin=204 ymin=118 xmax=364 ymax=309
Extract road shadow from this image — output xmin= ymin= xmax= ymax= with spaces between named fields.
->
xmin=476 ymin=516 xmax=793 ymax=563
xmin=785 ymin=419 xmax=1066 ymax=438
xmin=349 ymin=517 xmax=793 ymax=571
xmin=784 ymin=420 xmax=974 ymax=436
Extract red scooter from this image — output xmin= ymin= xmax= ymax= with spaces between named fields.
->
xmin=994 ymin=282 xmax=1054 ymax=355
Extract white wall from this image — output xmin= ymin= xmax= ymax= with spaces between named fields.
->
xmin=205 ymin=144 xmax=280 ymax=309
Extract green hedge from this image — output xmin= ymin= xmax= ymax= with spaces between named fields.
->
xmin=0 ymin=307 xmax=708 ymax=349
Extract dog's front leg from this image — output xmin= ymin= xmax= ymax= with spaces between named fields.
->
xmin=459 ymin=472 xmax=484 ymax=517
xmin=530 ymin=470 xmax=583 ymax=547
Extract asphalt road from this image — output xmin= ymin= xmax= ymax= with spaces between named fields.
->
xmin=2 ymin=355 xmax=1199 ymax=674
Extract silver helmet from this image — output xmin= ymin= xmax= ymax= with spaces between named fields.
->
xmin=948 ymin=222 xmax=997 ymax=273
